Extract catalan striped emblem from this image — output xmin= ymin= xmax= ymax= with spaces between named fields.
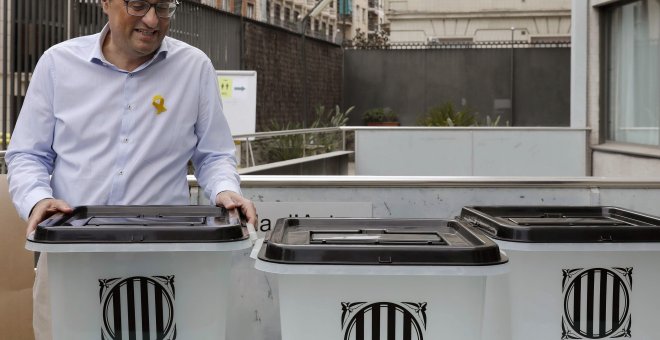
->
xmin=99 ymin=276 xmax=177 ymax=340
xmin=562 ymin=268 xmax=632 ymax=339
xmin=341 ymin=302 xmax=427 ymax=340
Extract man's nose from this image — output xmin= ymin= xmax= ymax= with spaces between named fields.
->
xmin=141 ymin=6 xmax=159 ymax=27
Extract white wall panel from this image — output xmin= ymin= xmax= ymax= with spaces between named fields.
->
xmin=355 ymin=128 xmax=588 ymax=176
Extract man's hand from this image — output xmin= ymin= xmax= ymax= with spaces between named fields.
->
xmin=27 ymin=198 xmax=73 ymax=237
xmin=215 ymin=191 xmax=257 ymax=226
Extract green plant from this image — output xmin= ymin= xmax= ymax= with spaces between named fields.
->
xmin=363 ymin=107 xmax=398 ymax=124
xmin=417 ymin=102 xmax=477 ymax=127
xmin=259 ymin=105 xmax=354 ymax=162
xmin=476 ymin=114 xmax=510 ymax=127
xmin=260 ymin=120 xmax=305 ymax=162
xmin=312 ymin=105 xmax=354 ymax=128
xmin=348 ymin=28 xmax=390 ymax=49
xmin=311 ymin=105 xmax=354 ymax=152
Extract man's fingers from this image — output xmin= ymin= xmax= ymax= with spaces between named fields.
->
xmin=26 ymin=199 xmax=73 ymax=237
xmin=215 ymin=191 xmax=258 ymax=226
xmin=215 ymin=192 xmax=237 ymax=209
xmin=242 ymin=201 xmax=258 ymax=226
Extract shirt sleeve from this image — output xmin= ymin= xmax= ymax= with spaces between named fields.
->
xmin=191 ymin=58 xmax=241 ymax=204
xmin=6 ymin=52 xmax=57 ymax=220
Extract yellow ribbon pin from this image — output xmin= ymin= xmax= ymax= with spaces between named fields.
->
xmin=152 ymin=95 xmax=167 ymax=115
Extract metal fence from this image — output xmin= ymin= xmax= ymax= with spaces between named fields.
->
xmin=344 ymin=45 xmax=571 ymax=127
xmin=345 ymin=40 xmax=571 ymax=50
xmin=0 ymin=126 xmax=352 ymax=174
xmin=0 ymin=0 xmax=243 ymax=150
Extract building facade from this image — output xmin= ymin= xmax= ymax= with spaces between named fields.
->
xmin=577 ymin=0 xmax=660 ymax=177
xmin=200 ymin=0 xmax=259 ymax=19
xmin=260 ymin=0 xmax=339 ymax=41
xmin=385 ymin=0 xmax=571 ymax=43
xmin=337 ymin=0 xmax=368 ymax=42
xmin=367 ymin=0 xmax=389 ymax=38
xmin=202 ymin=0 xmax=375 ymax=43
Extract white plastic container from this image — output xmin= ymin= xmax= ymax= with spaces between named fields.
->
xmin=254 ymin=218 xmax=508 ymax=340
xmin=461 ymin=206 xmax=660 ymax=340
xmin=26 ymin=205 xmax=252 ymax=340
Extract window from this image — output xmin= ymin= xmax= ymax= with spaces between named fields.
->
xmin=247 ymin=3 xmax=254 ymax=18
xmin=274 ymin=4 xmax=281 ymax=21
xmin=605 ymin=0 xmax=660 ymax=146
xmin=285 ymin=7 xmax=291 ymax=21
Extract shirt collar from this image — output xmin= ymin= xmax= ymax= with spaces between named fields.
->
xmin=90 ymin=24 xmax=169 ymax=72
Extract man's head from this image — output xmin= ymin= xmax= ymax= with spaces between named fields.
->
xmin=101 ymin=0 xmax=178 ymax=69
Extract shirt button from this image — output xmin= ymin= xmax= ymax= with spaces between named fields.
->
xmin=122 ymin=138 xmax=129 ymax=143
xmin=118 ymin=170 xmax=124 ymax=176
xmin=127 ymin=104 xmax=134 ymax=110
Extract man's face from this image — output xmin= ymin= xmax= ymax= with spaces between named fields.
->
xmin=102 ymin=0 xmax=172 ymax=63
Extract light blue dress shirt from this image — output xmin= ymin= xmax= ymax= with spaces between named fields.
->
xmin=6 ymin=25 xmax=240 ymax=220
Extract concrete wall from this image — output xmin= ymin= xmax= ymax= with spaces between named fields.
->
xmin=353 ymin=128 xmax=589 ymax=176
xmin=593 ymin=150 xmax=660 ymax=178
xmin=238 ymin=151 xmax=352 ymax=175
xmin=343 ymin=48 xmax=571 ymax=127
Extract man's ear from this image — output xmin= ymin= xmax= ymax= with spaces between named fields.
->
xmin=101 ymin=0 xmax=109 ymax=14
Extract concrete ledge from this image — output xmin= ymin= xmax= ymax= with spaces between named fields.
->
xmin=592 ymin=142 xmax=660 ymax=160
xmin=237 ymin=151 xmax=353 ymax=175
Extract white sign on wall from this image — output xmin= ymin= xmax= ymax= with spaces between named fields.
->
xmin=216 ymin=70 xmax=257 ymax=136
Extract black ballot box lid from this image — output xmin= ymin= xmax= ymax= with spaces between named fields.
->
xmin=33 ymin=205 xmax=248 ymax=243
xmin=258 ymin=218 xmax=508 ymax=266
xmin=460 ymin=206 xmax=660 ymax=243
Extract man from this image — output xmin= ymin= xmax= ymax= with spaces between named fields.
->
xmin=5 ymin=0 xmax=257 ymax=338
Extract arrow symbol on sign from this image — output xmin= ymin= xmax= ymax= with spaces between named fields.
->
xmin=234 ymin=86 xmax=246 ymax=91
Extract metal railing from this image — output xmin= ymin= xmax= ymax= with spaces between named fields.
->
xmin=0 ymin=127 xmax=352 ymax=174
xmin=233 ymin=127 xmax=349 ymax=168
xmin=368 ymin=0 xmax=381 ymax=10
xmin=345 ymin=40 xmax=572 ymax=50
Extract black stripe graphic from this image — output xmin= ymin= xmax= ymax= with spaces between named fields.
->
xmin=342 ymin=302 xmax=426 ymax=340
xmin=155 ymin=284 xmax=164 ymax=336
xmin=612 ymin=276 xmax=620 ymax=329
xmin=563 ymin=268 xmax=632 ymax=339
xmin=573 ymin=274 xmax=581 ymax=329
xmin=371 ymin=304 xmax=380 ymax=340
xmin=356 ymin=311 xmax=364 ymax=340
xmin=599 ymin=269 xmax=607 ymax=336
xmin=126 ymin=278 xmax=136 ymax=340
xmin=101 ymin=276 xmax=175 ymax=340
xmin=140 ymin=278 xmax=150 ymax=339
xmin=113 ymin=287 xmax=122 ymax=340
xmin=403 ymin=312 xmax=412 ymax=340
xmin=387 ymin=304 xmax=396 ymax=340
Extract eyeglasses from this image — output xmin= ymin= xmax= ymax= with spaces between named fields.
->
xmin=123 ymin=0 xmax=180 ymax=19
